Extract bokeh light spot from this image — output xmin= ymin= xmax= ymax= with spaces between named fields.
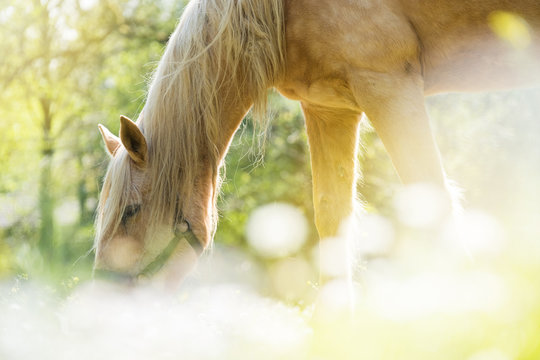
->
xmin=489 ymin=11 xmax=531 ymax=49
xmin=54 ymin=200 xmax=80 ymax=226
xmin=246 ymin=203 xmax=308 ymax=258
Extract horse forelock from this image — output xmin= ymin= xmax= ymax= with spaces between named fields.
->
xmin=94 ymin=150 xmax=139 ymax=251
xmin=136 ymin=0 xmax=286 ymax=238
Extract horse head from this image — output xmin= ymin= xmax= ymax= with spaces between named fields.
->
xmin=93 ymin=115 xmax=209 ymax=285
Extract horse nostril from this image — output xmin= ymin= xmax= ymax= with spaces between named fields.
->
xmin=177 ymin=220 xmax=190 ymax=233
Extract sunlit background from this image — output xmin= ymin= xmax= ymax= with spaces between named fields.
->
xmin=1 ymin=1 xmax=540 ymax=359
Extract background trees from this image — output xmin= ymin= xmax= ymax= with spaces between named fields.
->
xmin=1 ymin=0 xmax=540 ymax=285
xmin=0 ymin=0 xmax=185 ymax=279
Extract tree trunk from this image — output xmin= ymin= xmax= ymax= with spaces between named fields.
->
xmin=77 ymin=155 xmax=90 ymax=225
xmin=38 ymin=97 xmax=54 ymax=259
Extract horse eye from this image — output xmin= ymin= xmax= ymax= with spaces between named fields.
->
xmin=122 ymin=204 xmax=141 ymax=224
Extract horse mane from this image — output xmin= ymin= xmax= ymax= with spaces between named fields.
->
xmin=137 ymin=0 xmax=286 ymax=235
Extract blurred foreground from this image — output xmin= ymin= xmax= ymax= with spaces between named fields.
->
xmin=2 ymin=189 xmax=540 ymax=360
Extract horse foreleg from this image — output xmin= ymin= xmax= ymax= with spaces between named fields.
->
xmin=353 ymin=74 xmax=447 ymax=188
xmin=302 ymin=104 xmax=362 ymax=239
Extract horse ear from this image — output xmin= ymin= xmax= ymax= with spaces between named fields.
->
xmin=98 ymin=124 xmax=121 ymax=157
xmin=119 ymin=115 xmax=148 ymax=166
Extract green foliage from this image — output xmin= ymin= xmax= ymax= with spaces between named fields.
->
xmin=218 ymin=95 xmax=315 ymax=249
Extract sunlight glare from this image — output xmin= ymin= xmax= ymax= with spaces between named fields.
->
xmin=314 ymin=237 xmax=349 ymax=278
xmin=443 ymin=209 xmax=504 ymax=257
xmin=270 ymin=257 xmax=315 ymax=302
xmin=353 ymin=213 xmax=394 ymax=256
xmin=368 ymin=271 xmax=507 ymax=321
xmin=394 ymin=183 xmax=450 ymax=228
xmin=315 ymin=279 xmax=361 ymax=322
xmin=468 ymin=348 xmax=512 ymax=360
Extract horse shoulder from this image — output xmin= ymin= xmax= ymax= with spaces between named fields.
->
xmin=279 ymin=0 xmax=421 ymax=112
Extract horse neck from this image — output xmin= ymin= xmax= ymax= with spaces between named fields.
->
xmin=213 ymin=84 xmax=255 ymax=162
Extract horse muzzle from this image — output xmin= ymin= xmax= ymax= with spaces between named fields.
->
xmin=94 ymin=221 xmax=204 ymax=284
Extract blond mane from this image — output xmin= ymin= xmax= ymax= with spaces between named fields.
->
xmin=104 ymin=0 xmax=286 ymax=239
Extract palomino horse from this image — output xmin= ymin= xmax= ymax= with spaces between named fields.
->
xmin=95 ymin=0 xmax=540 ymax=281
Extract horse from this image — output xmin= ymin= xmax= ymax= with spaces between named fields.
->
xmin=94 ymin=0 xmax=540 ymax=282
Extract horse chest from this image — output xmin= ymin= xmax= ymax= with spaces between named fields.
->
xmin=278 ymin=78 xmax=360 ymax=111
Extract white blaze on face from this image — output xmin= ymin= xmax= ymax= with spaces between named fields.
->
xmin=245 ymin=203 xmax=308 ymax=258
xmin=101 ymin=235 xmax=143 ymax=272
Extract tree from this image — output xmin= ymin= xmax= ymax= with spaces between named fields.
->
xmin=0 ymin=0 xmax=185 ymax=276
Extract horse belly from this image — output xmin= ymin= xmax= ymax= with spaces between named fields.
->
xmin=423 ymin=43 xmax=540 ymax=94
xmin=401 ymin=0 xmax=540 ymax=93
